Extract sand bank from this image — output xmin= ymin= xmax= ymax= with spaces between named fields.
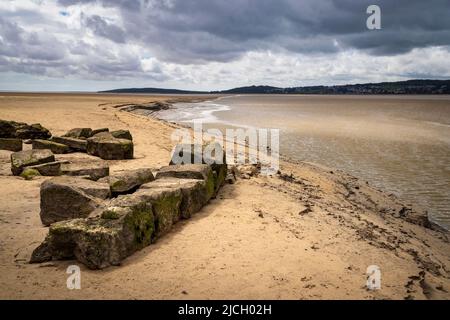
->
xmin=0 ymin=93 xmax=449 ymax=299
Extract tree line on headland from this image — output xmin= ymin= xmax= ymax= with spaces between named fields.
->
xmin=100 ymin=79 xmax=450 ymax=95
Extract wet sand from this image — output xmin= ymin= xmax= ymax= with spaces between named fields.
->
xmin=0 ymin=93 xmax=449 ymax=300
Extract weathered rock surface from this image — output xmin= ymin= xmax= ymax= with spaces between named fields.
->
xmin=100 ymin=168 xmax=154 ymax=194
xmin=0 ymin=119 xmax=51 ymax=139
xmin=0 ymin=138 xmax=22 ymax=152
xmin=156 ymin=164 xmax=216 ymax=198
xmin=112 ymin=187 xmax=182 ymax=238
xmin=10 ymin=149 xmax=55 ymax=175
xmin=30 ymin=206 xmax=155 ymax=269
xmin=39 ymin=176 xmax=110 ymax=225
xmin=62 ymin=128 xmax=93 ymax=139
xmin=32 ymin=139 xmax=70 ymax=154
xmin=141 ymin=178 xmax=209 ymax=219
xmin=0 ymin=120 xmax=18 ymax=138
xmin=170 ymin=143 xmax=225 ymax=165
xmin=61 ymin=162 xmax=109 ymax=180
xmin=86 ymin=132 xmax=133 ymax=160
xmin=169 ymin=143 xmax=227 ymax=194
xmin=156 ymin=163 xmax=211 ymax=180
xmin=91 ymin=128 xmax=109 ymax=136
xmin=31 ymin=187 xmax=161 ymax=268
xmin=27 ymin=161 xmax=64 ymax=176
xmin=111 ymin=129 xmax=133 ymax=141
xmin=50 ymin=136 xmax=87 ymax=152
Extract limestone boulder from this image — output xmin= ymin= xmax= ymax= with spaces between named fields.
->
xmin=156 ymin=164 xmax=215 ymax=199
xmin=100 ymin=168 xmax=154 ymax=195
xmin=39 ymin=176 xmax=110 ymax=225
xmin=91 ymin=128 xmax=109 ymax=136
xmin=50 ymin=136 xmax=87 ymax=152
xmin=0 ymin=138 xmax=22 ymax=152
xmin=113 ymin=186 xmax=182 ymax=238
xmin=141 ymin=178 xmax=209 ymax=219
xmin=0 ymin=119 xmax=51 ymax=139
xmin=111 ymin=129 xmax=133 ymax=141
xmin=15 ymin=123 xmax=51 ymax=139
xmin=27 ymin=161 xmax=64 ymax=176
xmin=30 ymin=205 xmax=155 ymax=269
xmin=61 ymin=162 xmax=109 ymax=180
xmin=86 ymin=132 xmax=133 ymax=160
xmin=62 ymin=128 xmax=92 ymax=139
xmin=31 ymin=188 xmax=157 ymax=269
xmin=32 ymin=139 xmax=70 ymax=154
xmin=0 ymin=120 xmax=16 ymax=138
xmin=10 ymin=149 xmax=55 ymax=175
xmin=169 ymin=143 xmax=226 ymax=166
xmin=169 ymin=143 xmax=227 ymax=194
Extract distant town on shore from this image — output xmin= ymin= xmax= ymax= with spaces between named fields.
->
xmin=101 ymin=79 xmax=450 ymax=95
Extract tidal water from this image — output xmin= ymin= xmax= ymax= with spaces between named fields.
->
xmin=156 ymin=95 xmax=450 ymax=230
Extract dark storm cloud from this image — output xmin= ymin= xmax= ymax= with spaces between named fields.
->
xmin=57 ymin=0 xmax=450 ymax=62
xmin=83 ymin=14 xmax=126 ymax=43
xmin=1 ymin=0 xmax=450 ymax=85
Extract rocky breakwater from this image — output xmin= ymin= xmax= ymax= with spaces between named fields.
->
xmin=30 ymin=144 xmax=227 ymax=269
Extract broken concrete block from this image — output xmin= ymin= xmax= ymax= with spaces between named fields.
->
xmin=39 ymin=176 xmax=110 ymax=225
xmin=10 ymin=149 xmax=55 ymax=175
xmin=50 ymin=136 xmax=87 ymax=152
xmin=32 ymin=139 xmax=70 ymax=154
xmin=141 ymin=178 xmax=209 ymax=219
xmin=100 ymin=168 xmax=154 ymax=195
xmin=86 ymin=132 xmax=133 ymax=160
xmin=60 ymin=162 xmax=109 ymax=180
xmin=0 ymin=138 xmax=22 ymax=152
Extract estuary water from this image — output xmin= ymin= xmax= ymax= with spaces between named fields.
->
xmin=156 ymin=94 xmax=450 ymax=229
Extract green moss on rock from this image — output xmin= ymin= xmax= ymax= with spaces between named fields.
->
xmin=20 ymin=168 xmax=41 ymax=180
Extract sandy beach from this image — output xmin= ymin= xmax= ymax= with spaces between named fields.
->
xmin=0 ymin=93 xmax=449 ymax=300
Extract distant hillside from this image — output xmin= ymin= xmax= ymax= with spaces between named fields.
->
xmin=100 ymin=79 xmax=450 ymax=95
xmin=100 ymin=87 xmax=204 ymax=94
xmin=211 ymin=85 xmax=283 ymax=94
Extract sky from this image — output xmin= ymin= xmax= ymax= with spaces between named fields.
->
xmin=0 ymin=0 xmax=450 ymax=92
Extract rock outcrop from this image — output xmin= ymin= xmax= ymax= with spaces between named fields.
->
xmin=32 ymin=139 xmax=70 ymax=154
xmin=0 ymin=119 xmax=51 ymax=140
xmin=86 ymin=132 xmax=133 ymax=160
xmin=39 ymin=176 xmax=110 ymax=226
xmin=11 ymin=149 xmax=55 ymax=175
xmin=99 ymin=168 xmax=154 ymax=195
xmin=0 ymin=138 xmax=22 ymax=152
